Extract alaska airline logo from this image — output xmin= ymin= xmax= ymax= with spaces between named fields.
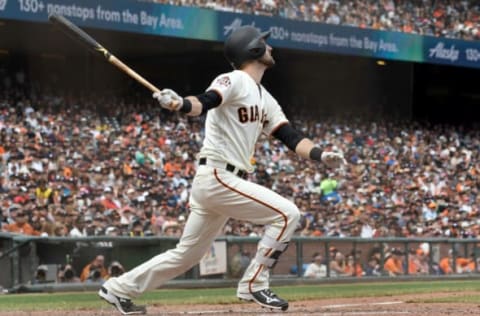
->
xmin=223 ymin=18 xmax=261 ymax=36
xmin=429 ymin=42 xmax=459 ymax=62
xmin=0 ymin=0 xmax=7 ymax=11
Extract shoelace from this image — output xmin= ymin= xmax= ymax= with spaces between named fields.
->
xmin=264 ymin=289 xmax=278 ymax=298
xmin=119 ymin=298 xmax=133 ymax=308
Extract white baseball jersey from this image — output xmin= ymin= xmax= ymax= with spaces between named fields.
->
xmin=198 ymin=70 xmax=289 ymax=172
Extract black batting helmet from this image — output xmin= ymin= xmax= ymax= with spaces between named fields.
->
xmin=224 ymin=26 xmax=271 ymax=69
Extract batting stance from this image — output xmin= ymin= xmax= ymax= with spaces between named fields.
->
xmin=99 ymin=26 xmax=346 ymax=315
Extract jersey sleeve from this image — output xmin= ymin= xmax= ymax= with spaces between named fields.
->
xmin=206 ymin=71 xmax=239 ymax=106
xmin=262 ymin=91 xmax=289 ymax=135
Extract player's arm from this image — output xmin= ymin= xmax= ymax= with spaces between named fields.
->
xmin=271 ymin=124 xmax=318 ymax=160
xmin=152 ymin=89 xmax=221 ymax=117
xmin=272 ymin=124 xmax=346 ymax=168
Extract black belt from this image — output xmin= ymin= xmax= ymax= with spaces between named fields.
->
xmin=199 ymin=158 xmax=248 ymax=179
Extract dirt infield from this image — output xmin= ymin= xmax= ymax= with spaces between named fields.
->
xmin=0 ymin=292 xmax=477 ymax=316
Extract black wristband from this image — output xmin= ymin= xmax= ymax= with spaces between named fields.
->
xmin=179 ymin=98 xmax=192 ymax=113
xmin=309 ymin=147 xmax=322 ymax=161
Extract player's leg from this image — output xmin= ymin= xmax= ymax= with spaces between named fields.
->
xmin=196 ymin=169 xmax=300 ymax=310
xmin=234 ymin=183 xmax=298 ymax=311
xmin=100 ymin=206 xmax=228 ymax=314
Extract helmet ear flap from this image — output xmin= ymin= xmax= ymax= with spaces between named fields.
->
xmin=247 ymin=46 xmax=266 ymax=59
xmin=224 ymin=26 xmax=270 ymax=69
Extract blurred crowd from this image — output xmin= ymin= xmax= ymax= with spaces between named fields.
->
xmin=301 ymin=243 xmax=480 ymax=279
xmin=148 ymin=0 xmax=480 ymax=41
xmin=0 ymin=69 xmax=479 ymax=243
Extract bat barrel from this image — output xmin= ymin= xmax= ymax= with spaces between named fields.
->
xmin=48 ymin=14 xmax=104 ymax=53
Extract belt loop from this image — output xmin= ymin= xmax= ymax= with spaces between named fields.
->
xmin=226 ymin=164 xmax=235 ymax=173
xmin=199 ymin=158 xmax=247 ymax=179
xmin=237 ymin=170 xmax=246 ymax=179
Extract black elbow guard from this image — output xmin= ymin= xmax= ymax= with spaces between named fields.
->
xmin=196 ymin=90 xmax=222 ymax=115
xmin=272 ymin=124 xmax=305 ymax=151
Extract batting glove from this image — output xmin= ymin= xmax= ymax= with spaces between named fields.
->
xmin=153 ymin=89 xmax=183 ymax=111
xmin=321 ymin=151 xmax=347 ymax=169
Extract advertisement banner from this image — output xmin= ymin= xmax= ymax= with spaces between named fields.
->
xmin=423 ymin=36 xmax=480 ymax=68
xmin=1 ymin=0 xmax=479 ymax=69
xmin=218 ymin=14 xmax=424 ymax=62
xmin=217 ymin=14 xmax=480 ymax=69
xmin=0 ymin=0 xmax=217 ymax=40
xmin=199 ymin=241 xmax=227 ymax=276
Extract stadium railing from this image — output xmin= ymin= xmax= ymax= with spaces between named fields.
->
xmin=1 ymin=233 xmax=479 ymax=292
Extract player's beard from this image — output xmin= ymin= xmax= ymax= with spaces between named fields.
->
xmin=259 ymin=54 xmax=275 ymax=68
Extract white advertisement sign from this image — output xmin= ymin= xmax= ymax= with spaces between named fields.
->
xmin=199 ymin=241 xmax=227 ymax=276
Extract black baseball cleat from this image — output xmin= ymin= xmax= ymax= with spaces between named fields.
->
xmin=98 ymin=286 xmax=147 ymax=315
xmin=237 ymin=289 xmax=289 ymax=311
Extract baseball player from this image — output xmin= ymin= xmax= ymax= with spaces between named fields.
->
xmin=99 ymin=25 xmax=346 ymax=315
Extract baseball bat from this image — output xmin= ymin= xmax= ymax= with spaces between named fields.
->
xmin=48 ymin=14 xmax=160 ymax=93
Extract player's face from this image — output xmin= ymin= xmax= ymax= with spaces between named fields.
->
xmin=259 ymin=43 xmax=275 ymax=68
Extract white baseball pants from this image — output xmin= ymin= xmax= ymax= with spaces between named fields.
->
xmin=104 ymin=164 xmax=300 ymax=298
